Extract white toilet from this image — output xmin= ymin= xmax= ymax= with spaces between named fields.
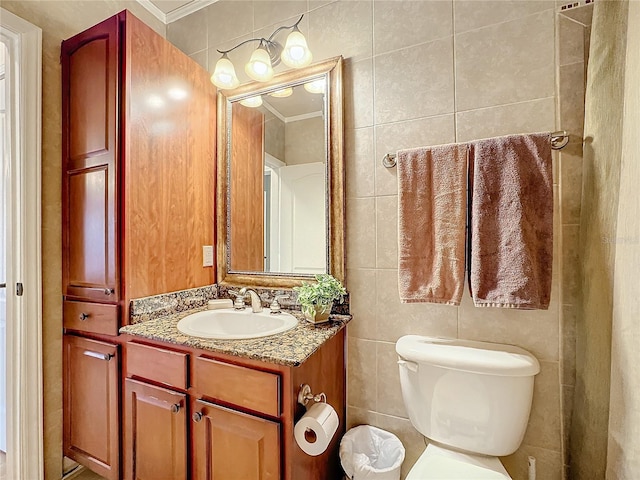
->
xmin=396 ymin=335 xmax=540 ymax=479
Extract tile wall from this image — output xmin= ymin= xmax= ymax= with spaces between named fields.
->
xmin=557 ymin=6 xmax=593 ymax=477
xmin=168 ymin=1 xmax=586 ymax=478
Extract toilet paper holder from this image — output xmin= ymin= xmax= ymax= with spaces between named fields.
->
xmin=298 ymin=383 xmax=327 ymax=407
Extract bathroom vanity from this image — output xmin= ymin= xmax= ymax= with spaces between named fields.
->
xmin=61 ymin=9 xmax=346 ymax=480
xmin=119 ymin=307 xmax=347 ymax=480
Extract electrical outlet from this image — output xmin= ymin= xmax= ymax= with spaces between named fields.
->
xmin=202 ymin=246 xmax=214 ymax=267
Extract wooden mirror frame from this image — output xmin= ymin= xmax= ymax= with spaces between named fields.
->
xmin=216 ymin=56 xmax=344 ymax=288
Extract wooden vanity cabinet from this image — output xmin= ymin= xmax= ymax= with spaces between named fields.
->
xmin=123 ymin=341 xmax=190 ymax=480
xmin=63 ymin=335 xmax=120 ymax=480
xmin=124 ymin=379 xmax=188 ymax=480
xmin=192 ymin=399 xmax=281 ymax=480
xmin=61 ymin=10 xmax=216 ymax=479
xmin=122 ymin=331 xmax=346 ymax=480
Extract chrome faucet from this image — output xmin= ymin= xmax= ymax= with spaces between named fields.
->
xmin=239 ymin=287 xmax=263 ymax=313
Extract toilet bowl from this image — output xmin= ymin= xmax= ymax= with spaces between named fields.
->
xmin=396 ymin=335 xmax=540 ymax=479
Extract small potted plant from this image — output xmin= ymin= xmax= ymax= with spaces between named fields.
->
xmin=293 ymin=274 xmax=347 ymax=324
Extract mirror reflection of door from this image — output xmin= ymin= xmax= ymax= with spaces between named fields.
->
xmin=229 ymin=80 xmax=327 ymax=274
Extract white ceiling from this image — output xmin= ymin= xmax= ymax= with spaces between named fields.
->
xmin=136 ymin=0 xmax=216 ymax=24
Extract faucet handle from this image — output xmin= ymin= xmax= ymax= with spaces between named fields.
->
xmin=228 ymin=290 xmax=246 ymax=310
xmin=269 ymin=295 xmax=289 ymax=314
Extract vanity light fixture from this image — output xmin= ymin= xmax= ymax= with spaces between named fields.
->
xmin=211 ymin=15 xmax=313 ymax=90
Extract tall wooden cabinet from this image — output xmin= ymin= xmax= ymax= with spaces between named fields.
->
xmin=61 ymin=11 xmax=216 ymax=479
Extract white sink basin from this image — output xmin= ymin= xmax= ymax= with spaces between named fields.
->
xmin=176 ymin=308 xmax=299 ymax=340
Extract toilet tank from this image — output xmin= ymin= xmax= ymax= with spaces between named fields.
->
xmin=396 ymin=335 xmax=540 ymax=457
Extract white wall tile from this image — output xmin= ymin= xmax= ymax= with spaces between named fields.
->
xmin=373 ymin=0 xmax=453 ymax=55
xmin=167 ymin=10 xmax=208 ymax=55
xmin=374 ymin=37 xmax=455 ymax=124
xmin=253 ymin=0 xmax=308 ymax=31
xmin=454 ymin=0 xmax=554 ymax=34
xmin=346 ymin=127 xmax=375 ymax=198
xmin=308 ymin=1 xmax=373 ymax=62
xmin=455 ymin=10 xmax=555 ymax=111
xmin=375 ymin=269 xmax=458 ymax=343
xmin=346 ymin=197 xmax=377 ymax=269
xmin=457 ymin=285 xmax=561 ymax=362
xmin=346 ymin=268 xmax=378 ymax=340
xmin=375 ymin=195 xmax=397 ymax=269
xmin=456 ymin=97 xmax=556 ymax=143
xmin=206 ymin=1 xmax=254 ymax=48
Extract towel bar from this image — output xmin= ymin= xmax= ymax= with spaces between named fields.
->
xmin=382 ymin=130 xmax=570 ymax=168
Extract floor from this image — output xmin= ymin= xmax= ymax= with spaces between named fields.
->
xmin=69 ymin=468 xmax=106 ymax=480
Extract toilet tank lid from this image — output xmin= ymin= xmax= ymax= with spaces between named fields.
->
xmin=396 ymin=335 xmax=540 ymax=377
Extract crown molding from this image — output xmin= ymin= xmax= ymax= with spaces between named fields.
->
xmin=135 ymin=0 xmax=218 ymax=25
xmin=167 ymin=0 xmax=217 ymax=23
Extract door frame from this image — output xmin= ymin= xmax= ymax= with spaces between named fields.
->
xmin=0 ymin=8 xmax=43 ymax=480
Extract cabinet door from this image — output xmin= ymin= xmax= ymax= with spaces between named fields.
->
xmin=63 ymin=335 xmax=119 ymax=480
xmin=192 ymin=400 xmax=280 ymax=480
xmin=61 ymin=15 xmax=119 ymax=302
xmin=124 ymin=379 xmax=187 ymax=480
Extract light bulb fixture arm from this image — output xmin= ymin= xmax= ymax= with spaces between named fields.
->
xmin=216 ymin=14 xmax=304 ymax=56
xmin=267 ymin=14 xmax=304 ymax=43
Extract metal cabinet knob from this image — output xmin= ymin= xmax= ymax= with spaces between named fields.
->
xmin=192 ymin=412 xmax=203 ymax=423
xmin=104 ymin=288 xmax=114 ymax=296
xmin=170 ymin=403 xmax=180 ymax=414
xmin=79 ymin=312 xmax=89 ymax=321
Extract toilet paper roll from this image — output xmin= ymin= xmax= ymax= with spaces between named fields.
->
xmin=294 ymin=402 xmax=339 ymax=456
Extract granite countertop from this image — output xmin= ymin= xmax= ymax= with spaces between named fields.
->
xmin=120 ymin=307 xmax=351 ymax=367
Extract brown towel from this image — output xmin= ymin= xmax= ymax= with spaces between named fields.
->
xmin=398 ymin=144 xmax=468 ymax=305
xmin=469 ymin=133 xmax=553 ymax=309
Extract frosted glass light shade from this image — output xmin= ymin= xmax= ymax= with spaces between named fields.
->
xmin=269 ymin=87 xmax=293 ymax=98
xmin=304 ymin=78 xmax=325 ymax=94
xmin=281 ymin=29 xmax=312 ymax=68
xmin=211 ymin=56 xmax=240 ymax=89
xmin=240 ymin=95 xmax=263 ymax=108
xmin=245 ymin=47 xmax=274 ymax=82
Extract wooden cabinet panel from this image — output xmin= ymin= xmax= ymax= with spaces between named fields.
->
xmin=122 ymin=12 xmax=215 ymax=301
xmin=124 ymin=379 xmax=187 ymax=480
xmin=62 ymin=15 xmax=119 ymax=302
xmin=192 ymin=400 xmax=280 ymax=480
xmin=193 ymin=356 xmax=280 ymax=417
xmin=125 ymin=342 xmax=188 ymax=389
xmin=63 ymin=335 xmax=119 ymax=480
xmin=63 ymin=300 xmax=119 ymax=335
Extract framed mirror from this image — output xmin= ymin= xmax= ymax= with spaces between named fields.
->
xmin=216 ymin=56 xmax=344 ymax=288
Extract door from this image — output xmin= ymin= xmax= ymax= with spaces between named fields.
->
xmin=0 ymin=8 xmax=43 ymax=479
xmin=278 ymin=162 xmax=327 ymax=273
xmin=0 ymin=39 xmax=7 ymax=456
xmin=63 ymin=335 xmax=119 ymax=480
xmin=124 ymin=379 xmax=187 ymax=480
xmin=61 ymin=15 xmax=119 ymax=302
xmin=192 ymin=400 xmax=280 ymax=480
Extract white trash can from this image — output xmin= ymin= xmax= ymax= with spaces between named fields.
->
xmin=339 ymin=425 xmax=405 ymax=480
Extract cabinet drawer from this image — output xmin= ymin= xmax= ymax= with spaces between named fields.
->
xmin=126 ymin=342 xmax=189 ymax=390
xmin=64 ymin=300 xmax=119 ymax=336
xmin=193 ymin=357 xmax=280 ymax=417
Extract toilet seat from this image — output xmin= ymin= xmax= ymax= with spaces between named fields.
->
xmin=407 ymin=444 xmax=511 ymax=480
